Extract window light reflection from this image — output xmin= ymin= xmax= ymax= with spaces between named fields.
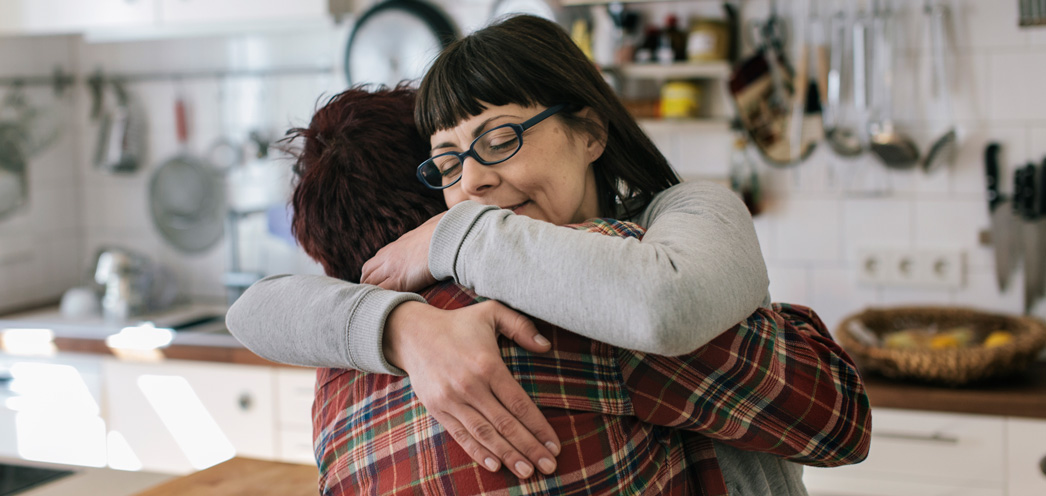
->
xmin=137 ymin=375 xmax=235 ymax=470
xmin=107 ymin=430 xmax=143 ymax=471
xmin=5 ymin=362 xmax=100 ymax=415
xmin=0 ymin=328 xmax=56 ymax=356
xmin=106 ymin=322 xmax=174 ymax=350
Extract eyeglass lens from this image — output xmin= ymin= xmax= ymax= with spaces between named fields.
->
xmin=429 ymin=127 xmax=521 ymax=186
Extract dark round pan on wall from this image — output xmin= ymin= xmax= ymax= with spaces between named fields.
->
xmin=344 ymin=0 xmax=458 ymax=87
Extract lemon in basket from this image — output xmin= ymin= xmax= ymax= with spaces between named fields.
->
xmin=983 ymin=330 xmax=1014 ymax=348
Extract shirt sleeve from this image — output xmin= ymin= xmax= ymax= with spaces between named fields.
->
xmin=225 ymin=274 xmax=424 ymax=375
xmin=616 ymin=304 xmax=873 ymax=468
xmin=429 ymin=180 xmax=770 ymax=355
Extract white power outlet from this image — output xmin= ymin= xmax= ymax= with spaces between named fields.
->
xmin=857 ymin=247 xmax=964 ymax=289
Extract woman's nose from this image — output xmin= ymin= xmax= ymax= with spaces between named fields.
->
xmin=458 ymin=155 xmax=499 ymax=195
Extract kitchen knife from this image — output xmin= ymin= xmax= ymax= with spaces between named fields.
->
xmin=1015 ymin=164 xmax=1041 ymax=313
xmin=985 ymin=143 xmax=1017 ymax=291
xmin=1038 ymin=157 xmax=1046 ymax=300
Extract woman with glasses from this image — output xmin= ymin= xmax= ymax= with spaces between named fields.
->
xmin=228 ymin=15 xmax=869 ymax=494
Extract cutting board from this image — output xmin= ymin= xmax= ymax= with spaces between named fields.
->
xmin=134 ymin=458 xmax=318 ymax=496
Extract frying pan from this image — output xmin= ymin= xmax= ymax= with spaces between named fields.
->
xmin=149 ymin=95 xmax=224 ymax=253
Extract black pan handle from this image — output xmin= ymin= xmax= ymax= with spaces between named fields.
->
xmin=986 ymin=143 xmax=1002 ymax=212
xmin=1039 ymin=158 xmax=1046 ymax=217
xmin=1015 ymin=164 xmax=1037 ymax=220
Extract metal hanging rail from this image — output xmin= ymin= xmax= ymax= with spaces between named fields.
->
xmin=0 ymin=64 xmax=336 ymax=95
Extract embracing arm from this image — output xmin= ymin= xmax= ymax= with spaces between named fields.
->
xmin=430 ymin=180 xmax=770 ymax=355
xmin=225 ymin=274 xmax=423 ymax=375
xmin=618 ymin=303 xmax=872 ymax=467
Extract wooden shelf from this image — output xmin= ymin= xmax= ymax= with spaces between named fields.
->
xmin=603 ymin=61 xmax=731 ymax=80
xmin=562 ymin=0 xmax=722 ymax=6
xmin=637 ymin=118 xmax=731 ymax=134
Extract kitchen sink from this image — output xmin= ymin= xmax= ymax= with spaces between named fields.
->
xmin=167 ymin=315 xmax=230 ymax=335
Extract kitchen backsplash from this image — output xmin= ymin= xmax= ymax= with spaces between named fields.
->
xmin=0 ymin=0 xmax=1044 ymax=331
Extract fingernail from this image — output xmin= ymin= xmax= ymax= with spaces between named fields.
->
xmin=515 ymin=461 xmax=533 ymax=477
xmin=538 ymin=458 xmax=556 ymax=474
xmin=484 ymin=458 xmax=499 ymax=471
xmin=534 ymin=334 xmax=550 ymax=347
xmin=545 ymin=441 xmax=560 ymax=456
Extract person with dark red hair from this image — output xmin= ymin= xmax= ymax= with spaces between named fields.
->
xmin=230 ymin=16 xmax=870 ymax=495
xmin=253 ymin=82 xmax=868 ymax=495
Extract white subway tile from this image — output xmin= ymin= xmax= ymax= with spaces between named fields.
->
xmin=952 ymin=268 xmax=1023 ymax=315
xmin=771 ymin=197 xmax=843 ymax=263
xmin=767 ymin=264 xmax=811 ymax=306
xmin=951 ymin=0 xmax=1030 ymax=50
xmin=913 ymin=198 xmax=993 ymax=269
xmin=988 ymin=50 xmax=1046 ymax=120
xmin=1029 ymin=126 xmax=1046 ymax=161
xmin=842 ymin=197 xmax=914 ymax=261
xmin=950 ymin=124 xmax=1025 ymax=196
xmin=809 ymin=266 xmax=880 ymax=332
xmin=879 ymin=286 xmax=954 ymax=306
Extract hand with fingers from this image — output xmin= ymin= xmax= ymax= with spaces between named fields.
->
xmin=383 ymin=299 xmax=561 ymax=478
xmin=361 ymin=212 xmax=442 ymax=292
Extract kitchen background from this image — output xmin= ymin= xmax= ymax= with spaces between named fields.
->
xmin=0 ymin=0 xmax=1044 ymax=495
xmin=1 ymin=0 xmax=1045 ymax=332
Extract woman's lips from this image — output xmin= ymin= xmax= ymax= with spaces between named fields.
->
xmin=506 ymin=200 xmax=530 ymax=214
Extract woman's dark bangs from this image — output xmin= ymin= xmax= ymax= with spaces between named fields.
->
xmin=418 ymin=37 xmax=541 ymax=137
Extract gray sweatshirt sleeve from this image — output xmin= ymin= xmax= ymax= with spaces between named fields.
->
xmin=225 ymin=274 xmax=424 ymax=375
xmin=429 ymin=180 xmax=770 ymax=355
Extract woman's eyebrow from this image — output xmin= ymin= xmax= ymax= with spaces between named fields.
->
xmin=430 ymin=114 xmax=517 ymax=151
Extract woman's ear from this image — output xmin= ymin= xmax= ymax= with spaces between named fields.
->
xmin=576 ymin=107 xmax=608 ymax=163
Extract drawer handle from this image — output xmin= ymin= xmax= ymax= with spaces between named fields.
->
xmin=1040 ymin=455 xmax=1046 ymax=477
xmin=871 ymin=431 xmax=959 ymax=444
xmin=238 ymin=393 xmax=253 ymax=411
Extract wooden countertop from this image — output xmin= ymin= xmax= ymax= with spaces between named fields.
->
xmin=861 ymin=361 xmax=1046 ymax=419
xmin=135 ymin=458 xmax=318 ymax=496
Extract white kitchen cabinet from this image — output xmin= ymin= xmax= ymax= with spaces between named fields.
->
xmin=1006 ymin=417 xmax=1046 ymax=496
xmin=0 ymin=0 xmax=157 ymax=35
xmin=274 ymin=367 xmax=316 ymax=465
xmin=158 ymin=0 xmax=327 ymax=26
xmin=804 ymin=408 xmax=1006 ymax=496
xmin=102 ymin=358 xmax=276 ymax=474
xmin=0 ymin=353 xmax=107 ymax=468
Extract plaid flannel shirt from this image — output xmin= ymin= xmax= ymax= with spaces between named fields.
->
xmin=313 ymin=219 xmax=871 ymax=496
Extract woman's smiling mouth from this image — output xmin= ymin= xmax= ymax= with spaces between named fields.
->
xmin=505 ymin=200 xmax=530 ymax=214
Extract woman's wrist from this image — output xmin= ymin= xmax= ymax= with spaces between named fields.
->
xmin=382 ymin=300 xmax=432 ymax=371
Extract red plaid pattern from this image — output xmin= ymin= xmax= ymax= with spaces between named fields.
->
xmin=313 ymin=219 xmax=871 ymax=495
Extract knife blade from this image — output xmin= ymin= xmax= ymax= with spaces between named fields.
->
xmin=1015 ymin=164 xmax=1041 ymax=313
xmin=1038 ymin=158 xmax=1046 ymax=300
xmin=985 ymin=143 xmax=1017 ymax=291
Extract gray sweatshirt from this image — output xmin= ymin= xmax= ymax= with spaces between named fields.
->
xmin=226 ymin=180 xmax=806 ymax=495
xmin=226 ymin=180 xmax=770 ymax=374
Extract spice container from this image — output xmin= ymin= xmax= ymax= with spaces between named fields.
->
xmin=659 ymin=81 xmax=701 ymax=118
xmin=687 ymin=18 xmax=731 ymax=62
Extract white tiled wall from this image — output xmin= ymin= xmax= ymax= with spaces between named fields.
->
xmin=0 ymin=0 xmax=1044 ymax=330
xmin=0 ymin=35 xmax=82 ymax=314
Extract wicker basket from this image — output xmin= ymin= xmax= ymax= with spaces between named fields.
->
xmin=837 ymin=306 xmax=1046 ymax=386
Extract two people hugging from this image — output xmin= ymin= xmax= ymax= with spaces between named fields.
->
xmin=228 ymin=15 xmax=871 ymax=496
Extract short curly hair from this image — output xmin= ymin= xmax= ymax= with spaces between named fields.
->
xmin=285 ymin=85 xmax=446 ymax=282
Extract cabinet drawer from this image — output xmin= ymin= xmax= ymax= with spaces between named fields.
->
xmin=276 ymin=368 xmax=316 ymax=429
xmin=862 ymin=408 xmax=1005 ymax=483
xmin=278 ymin=428 xmax=316 ymax=466
xmin=1006 ymin=417 xmax=1046 ymax=496
xmin=805 ymin=408 xmax=1005 ymax=492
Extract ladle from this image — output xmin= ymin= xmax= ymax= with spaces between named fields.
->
xmin=921 ymin=0 xmax=957 ymax=173
xmin=824 ymin=11 xmax=862 ymax=157
xmin=868 ymin=2 xmax=920 ymax=169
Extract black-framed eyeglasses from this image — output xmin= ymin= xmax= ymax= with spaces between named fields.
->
xmin=416 ymin=103 xmax=569 ymax=190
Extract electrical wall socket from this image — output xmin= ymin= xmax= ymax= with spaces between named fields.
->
xmin=856 ymin=247 xmax=964 ymax=289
